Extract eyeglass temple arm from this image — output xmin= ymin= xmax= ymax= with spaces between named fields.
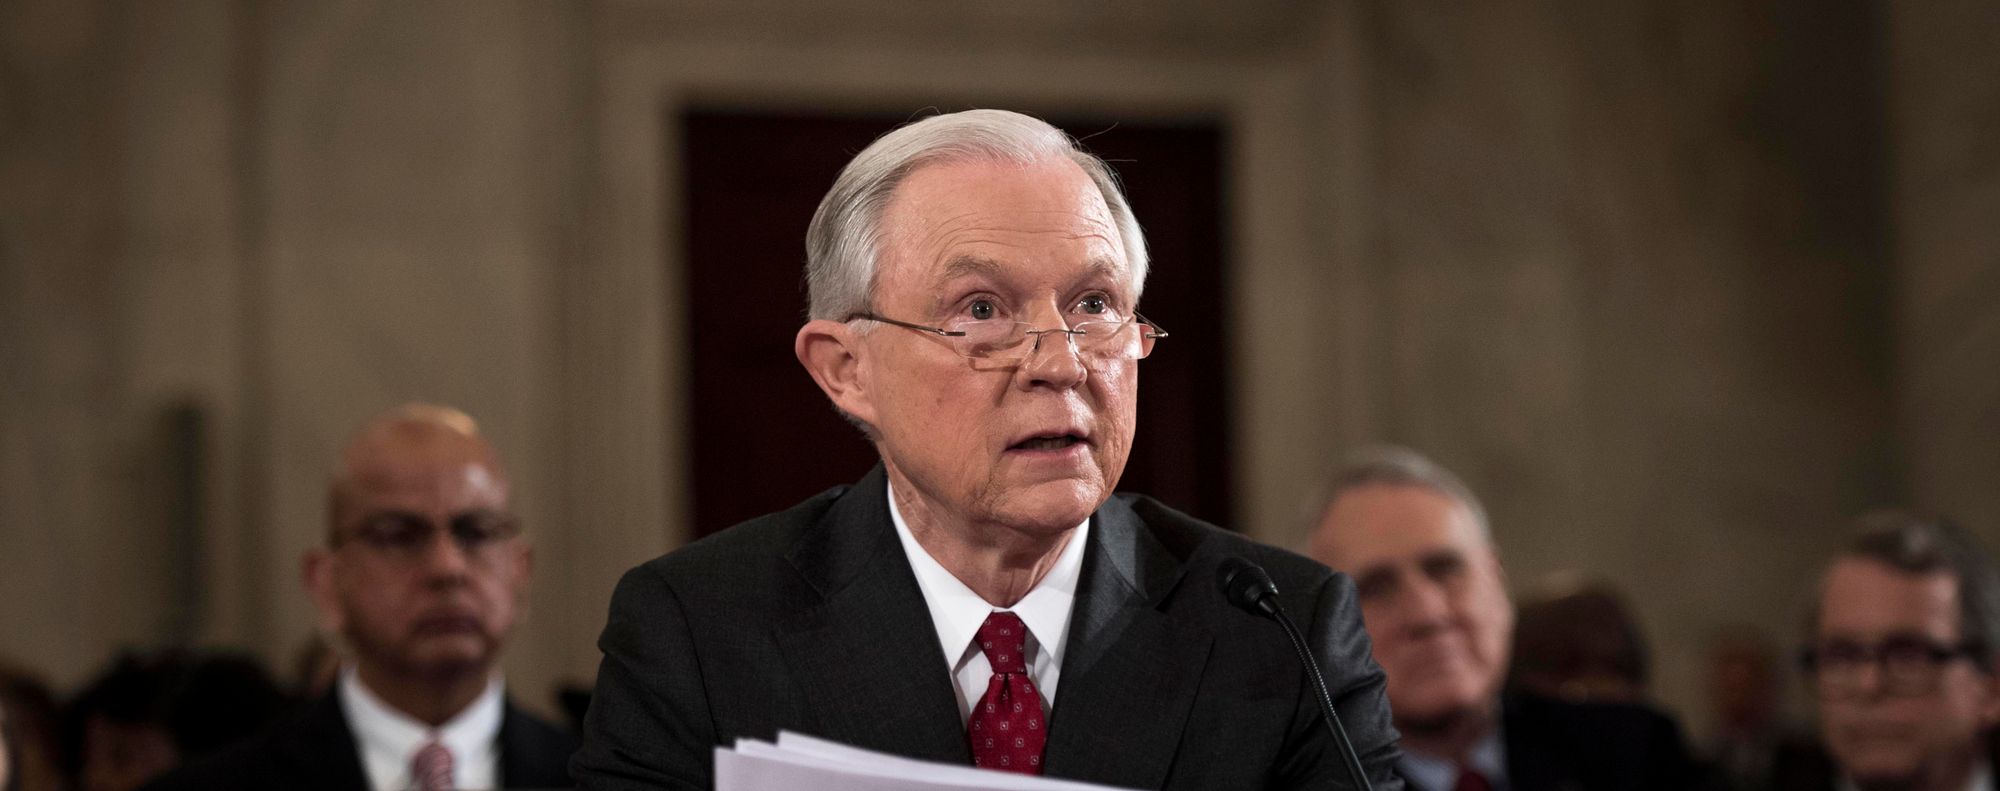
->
xmin=846 ymin=313 xmax=968 ymax=338
xmin=853 ymin=311 xmax=1167 ymax=341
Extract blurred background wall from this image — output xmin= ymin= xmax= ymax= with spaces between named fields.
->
xmin=2 ymin=0 xmax=1995 ymax=738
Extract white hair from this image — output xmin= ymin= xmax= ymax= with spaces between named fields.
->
xmin=1311 ymin=445 xmax=1493 ymax=543
xmin=803 ymin=109 xmax=1150 ymax=321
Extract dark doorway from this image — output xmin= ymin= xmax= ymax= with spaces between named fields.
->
xmin=682 ymin=108 xmax=1233 ymax=537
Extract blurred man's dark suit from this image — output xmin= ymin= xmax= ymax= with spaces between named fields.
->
xmin=139 ymin=691 xmax=577 ymax=791
xmin=1414 ymin=693 xmax=1700 ymax=791
xmin=572 ymin=464 xmax=1405 ymax=790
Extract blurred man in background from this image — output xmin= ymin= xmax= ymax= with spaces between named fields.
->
xmin=1511 ymin=576 xmax=1652 ymax=705
xmin=1705 ymin=626 xmax=1812 ymax=791
xmin=145 ymin=404 xmax=575 ymax=791
xmin=64 ymin=653 xmax=184 ymax=791
xmin=1309 ymin=446 xmax=1697 ymax=791
xmin=61 ymin=650 xmax=287 ymax=791
xmin=1787 ymin=512 xmax=2000 ymax=791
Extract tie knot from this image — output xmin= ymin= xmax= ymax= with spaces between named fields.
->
xmin=410 ymin=739 xmax=455 ymax=791
xmin=975 ymin=611 xmax=1030 ymax=674
xmin=1453 ymin=768 xmax=1493 ymax=791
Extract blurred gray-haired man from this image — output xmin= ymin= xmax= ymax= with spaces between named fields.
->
xmin=1309 ymin=446 xmax=1697 ymax=791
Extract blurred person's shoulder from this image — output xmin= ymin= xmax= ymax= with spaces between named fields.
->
xmin=1506 ymin=690 xmax=1688 ymax=743
xmin=1768 ymin=736 xmax=1839 ymax=791
xmin=1504 ymin=691 xmax=1698 ymax=789
xmin=139 ymin=692 xmax=363 ymax=791
xmin=498 ymin=699 xmax=580 ymax=789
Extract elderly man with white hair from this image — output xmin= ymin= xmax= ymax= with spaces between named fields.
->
xmin=572 ymin=109 xmax=1403 ymax=790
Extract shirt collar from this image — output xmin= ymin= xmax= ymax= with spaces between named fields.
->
xmin=1395 ymin=710 xmax=1509 ymax=791
xmin=886 ymin=478 xmax=1089 ymax=670
xmin=337 ymin=666 xmax=505 ymax=774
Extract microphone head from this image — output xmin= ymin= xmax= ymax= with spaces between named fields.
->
xmin=1217 ymin=556 xmax=1281 ymax=617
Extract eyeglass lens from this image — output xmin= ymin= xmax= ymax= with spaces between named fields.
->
xmin=952 ymin=319 xmax=1154 ymax=360
xmin=343 ymin=510 xmax=519 ymax=560
xmin=1807 ymin=635 xmax=1973 ymax=696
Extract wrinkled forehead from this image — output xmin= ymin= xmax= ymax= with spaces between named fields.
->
xmin=873 ymin=158 xmax=1132 ymax=298
xmin=916 ymin=252 xmax=1130 ymax=300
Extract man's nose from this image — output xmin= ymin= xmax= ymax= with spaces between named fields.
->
xmin=417 ymin=529 xmax=472 ymax=581
xmin=1016 ymin=303 xmax=1088 ymax=389
xmin=1018 ymin=329 xmax=1088 ymax=389
xmin=1846 ymin=661 xmax=1887 ymax=699
xmin=1393 ymin=577 xmax=1454 ymax=634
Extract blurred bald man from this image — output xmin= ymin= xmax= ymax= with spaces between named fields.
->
xmin=146 ymin=404 xmax=576 ymax=791
xmin=1309 ymin=446 xmax=1697 ymax=791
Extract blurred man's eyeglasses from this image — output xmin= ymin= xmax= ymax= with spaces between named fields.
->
xmin=1800 ymin=635 xmax=1988 ymax=697
xmin=845 ymin=311 xmax=1168 ymax=362
xmin=336 ymin=510 xmax=521 ymax=564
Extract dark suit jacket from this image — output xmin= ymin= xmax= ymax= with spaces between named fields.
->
xmin=141 ymin=688 xmax=579 ymax=791
xmin=1395 ymin=693 xmax=1699 ymax=791
xmin=573 ymin=465 xmax=1404 ymax=790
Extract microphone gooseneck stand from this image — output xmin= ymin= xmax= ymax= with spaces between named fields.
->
xmin=1218 ymin=556 xmax=1375 ymax=791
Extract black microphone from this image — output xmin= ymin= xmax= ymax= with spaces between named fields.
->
xmin=1217 ymin=556 xmax=1374 ymax=791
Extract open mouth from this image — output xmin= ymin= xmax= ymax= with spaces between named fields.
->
xmin=1011 ymin=434 xmax=1086 ymax=451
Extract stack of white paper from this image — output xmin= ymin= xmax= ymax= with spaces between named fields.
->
xmin=715 ymin=731 xmax=1142 ymax=791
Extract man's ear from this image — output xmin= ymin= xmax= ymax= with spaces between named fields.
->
xmin=302 ymin=548 xmax=346 ymax=637
xmin=796 ymin=319 xmax=878 ymax=427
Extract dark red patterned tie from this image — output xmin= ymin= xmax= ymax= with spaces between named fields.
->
xmin=967 ymin=611 xmax=1046 ymax=774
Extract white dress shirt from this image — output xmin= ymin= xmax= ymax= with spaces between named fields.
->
xmin=337 ymin=667 xmax=504 ymax=791
xmin=887 ymin=480 xmax=1089 ymax=724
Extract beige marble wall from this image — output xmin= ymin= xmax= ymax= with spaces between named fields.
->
xmin=1890 ymin=0 xmax=2000 ymax=542
xmin=2 ymin=0 xmax=137 ymax=689
xmin=0 ymin=1 xmax=591 ymax=708
xmin=6 ymin=0 xmax=1981 ymax=739
xmin=1302 ymin=0 xmax=1901 ymax=733
xmin=0 ymin=0 xmax=262 ymax=685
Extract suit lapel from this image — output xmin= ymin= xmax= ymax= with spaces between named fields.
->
xmin=498 ymin=703 xmax=528 ymax=787
xmin=775 ymin=465 xmax=972 ymax=764
xmin=1502 ymin=695 xmax=1584 ymax=791
xmin=1042 ymin=496 xmax=1211 ymax=788
xmin=277 ymin=693 xmax=372 ymax=791
xmin=498 ymin=699 xmax=576 ymax=789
